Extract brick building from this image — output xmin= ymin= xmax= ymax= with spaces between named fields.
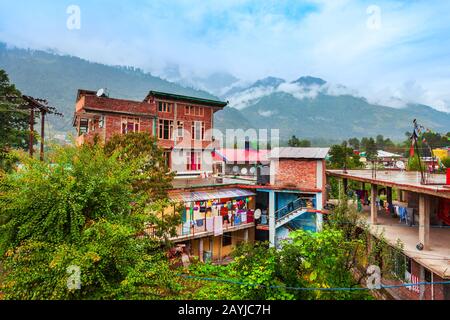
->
xmin=73 ymin=89 xmax=227 ymax=176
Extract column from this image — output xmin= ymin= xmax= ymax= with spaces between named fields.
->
xmin=419 ymin=194 xmax=430 ymax=250
xmin=244 ymin=229 xmax=249 ymax=242
xmin=316 ymin=193 xmax=323 ymax=232
xmin=269 ymin=190 xmax=276 ymax=248
xmin=198 ymin=239 xmax=204 ymax=262
xmin=419 ymin=265 xmax=425 ymax=300
xmin=387 ymin=187 xmax=393 ymax=216
xmin=343 ymin=178 xmax=348 ymax=196
xmin=370 ymin=184 xmax=378 ymax=225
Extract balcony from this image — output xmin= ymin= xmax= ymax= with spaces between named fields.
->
xmin=170 ymin=211 xmax=255 ymax=243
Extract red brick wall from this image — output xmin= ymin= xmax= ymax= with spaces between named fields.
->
xmin=76 ymin=94 xmax=220 ymax=149
xmin=274 ymin=159 xmax=317 ymax=189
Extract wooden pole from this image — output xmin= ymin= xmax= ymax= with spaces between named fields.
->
xmin=40 ymin=110 xmax=46 ymax=161
xmin=29 ymin=108 xmax=34 ymax=157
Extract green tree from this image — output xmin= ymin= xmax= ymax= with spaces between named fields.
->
xmin=0 ymin=139 xmax=182 ymax=300
xmin=361 ymin=137 xmax=377 ymax=161
xmin=0 ymin=70 xmax=31 ymax=172
xmin=328 ymin=143 xmax=363 ymax=169
xmin=288 ymin=136 xmax=311 ymax=147
xmin=348 ymin=138 xmax=360 ymax=150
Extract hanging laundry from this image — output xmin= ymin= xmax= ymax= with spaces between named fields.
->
xmin=214 ymin=215 xmax=223 ymax=236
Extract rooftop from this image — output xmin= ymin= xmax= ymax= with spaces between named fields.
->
xmin=360 ymin=210 xmax=450 ymax=279
xmin=170 ymin=176 xmax=256 ymax=190
xmin=146 ymin=90 xmax=228 ymax=108
xmin=269 ymin=147 xmax=330 ymax=160
xmin=213 ymin=148 xmax=270 ymax=163
xmin=327 ymin=170 xmax=450 ymax=199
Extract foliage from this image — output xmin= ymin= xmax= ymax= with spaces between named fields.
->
xmin=104 ymin=132 xmax=175 ymax=200
xmin=0 ymin=69 xmax=31 ymax=172
xmin=360 ymin=137 xmax=377 ymax=160
xmin=327 ymin=142 xmax=363 ymax=169
xmin=288 ymin=136 xmax=311 ymax=148
xmin=441 ymin=156 xmax=450 ymax=169
xmin=407 ymin=156 xmax=425 ymax=171
xmin=0 ymin=140 xmax=182 ymax=300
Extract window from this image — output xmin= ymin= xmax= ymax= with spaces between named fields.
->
xmin=191 ymin=121 xmax=205 ymax=141
xmin=98 ymin=116 xmax=105 ymax=129
xmin=158 ymin=119 xmax=174 ymax=140
xmin=176 ymin=121 xmax=184 ymax=138
xmin=186 ymin=151 xmax=202 ymax=171
xmin=222 ymin=233 xmax=232 ymax=246
xmin=185 ymin=105 xmax=204 ymax=116
xmin=121 ymin=117 xmax=140 ymax=134
xmin=158 ymin=101 xmax=172 ymax=113
xmin=79 ymin=118 xmax=89 ymax=135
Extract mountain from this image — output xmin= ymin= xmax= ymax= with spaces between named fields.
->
xmin=220 ymin=75 xmax=450 ymax=140
xmin=1 ymin=43 xmax=449 ymax=142
xmin=0 ymin=43 xmax=233 ymax=134
xmin=292 ymin=76 xmax=326 ymax=87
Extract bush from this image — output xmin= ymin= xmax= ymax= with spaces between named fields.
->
xmin=0 ymin=140 xmax=182 ymax=300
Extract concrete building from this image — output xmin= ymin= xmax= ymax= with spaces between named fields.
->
xmin=327 ymin=169 xmax=450 ymax=300
xmin=248 ymin=147 xmax=330 ymax=248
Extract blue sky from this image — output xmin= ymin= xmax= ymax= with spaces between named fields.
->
xmin=1 ymin=0 xmax=450 ymax=111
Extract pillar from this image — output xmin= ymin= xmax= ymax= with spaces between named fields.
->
xmin=419 ymin=194 xmax=430 ymax=250
xmin=244 ymin=229 xmax=249 ymax=242
xmin=316 ymin=193 xmax=323 ymax=232
xmin=419 ymin=265 xmax=425 ymax=300
xmin=343 ymin=178 xmax=348 ymax=196
xmin=269 ymin=190 xmax=276 ymax=248
xmin=387 ymin=186 xmax=393 ymax=216
xmin=198 ymin=239 xmax=204 ymax=262
xmin=370 ymin=184 xmax=378 ymax=225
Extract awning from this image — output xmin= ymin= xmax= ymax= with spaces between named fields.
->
xmin=169 ymin=188 xmax=256 ymax=203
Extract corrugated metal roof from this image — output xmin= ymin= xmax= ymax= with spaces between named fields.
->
xmin=169 ymin=188 xmax=256 ymax=203
xmin=269 ymin=147 xmax=330 ymax=159
xmin=213 ymin=149 xmax=270 ymax=163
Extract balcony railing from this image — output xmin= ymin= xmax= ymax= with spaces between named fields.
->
xmin=275 ymin=197 xmax=316 ymax=221
xmin=175 ymin=210 xmax=255 ymax=238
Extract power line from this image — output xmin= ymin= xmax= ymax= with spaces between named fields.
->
xmin=177 ymin=274 xmax=450 ymax=292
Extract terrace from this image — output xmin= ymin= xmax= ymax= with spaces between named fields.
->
xmin=358 ymin=208 xmax=450 ymax=279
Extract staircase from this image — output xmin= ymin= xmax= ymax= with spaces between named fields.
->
xmin=276 ymin=209 xmax=308 ymax=228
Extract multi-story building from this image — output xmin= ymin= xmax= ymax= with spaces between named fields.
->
xmin=327 ymin=169 xmax=450 ymax=300
xmin=73 ymin=89 xmax=330 ymax=263
xmin=73 ymin=89 xmax=227 ymax=176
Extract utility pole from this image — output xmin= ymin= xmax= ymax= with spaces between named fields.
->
xmin=40 ymin=110 xmax=46 ymax=161
xmin=29 ymin=107 xmax=35 ymax=157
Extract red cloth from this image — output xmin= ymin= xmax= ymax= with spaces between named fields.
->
xmin=438 ymin=198 xmax=450 ymax=226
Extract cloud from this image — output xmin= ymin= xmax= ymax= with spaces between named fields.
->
xmin=1 ymin=0 xmax=450 ymax=112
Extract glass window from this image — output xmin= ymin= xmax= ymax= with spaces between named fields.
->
xmin=158 ymin=119 xmax=174 ymax=140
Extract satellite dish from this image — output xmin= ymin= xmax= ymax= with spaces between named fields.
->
xmin=249 ymin=167 xmax=256 ymax=175
xmin=254 ymin=209 xmax=262 ymax=220
xmin=96 ymin=88 xmax=107 ymax=97
xmin=241 ymin=167 xmax=248 ymax=175
xmin=396 ymin=161 xmax=405 ymax=170
xmin=232 ymin=166 xmax=240 ymax=173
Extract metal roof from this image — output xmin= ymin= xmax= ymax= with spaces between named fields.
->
xmin=269 ymin=147 xmax=330 ymax=159
xmin=146 ymin=91 xmax=228 ymax=108
xmin=169 ymin=188 xmax=256 ymax=203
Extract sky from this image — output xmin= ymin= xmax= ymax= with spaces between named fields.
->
xmin=0 ymin=0 xmax=450 ymax=112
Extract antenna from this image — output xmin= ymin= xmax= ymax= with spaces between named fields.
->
xmin=96 ymin=88 xmax=108 ymax=98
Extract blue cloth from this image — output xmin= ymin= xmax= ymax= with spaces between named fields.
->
xmin=196 ymin=219 xmax=204 ymax=227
